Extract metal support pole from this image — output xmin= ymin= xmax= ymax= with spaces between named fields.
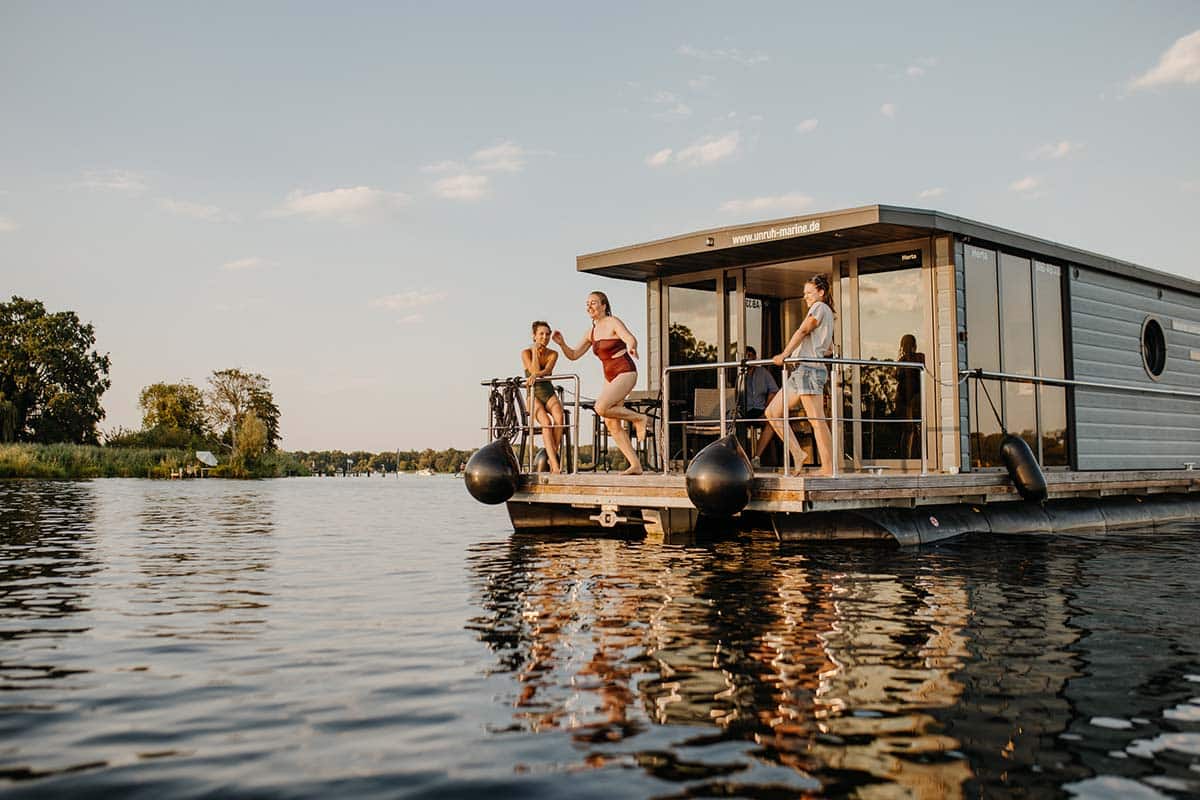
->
xmin=830 ymin=360 xmax=840 ymax=478
xmin=919 ymin=368 xmax=928 ymax=477
xmin=718 ymin=365 xmax=728 ymax=437
xmin=572 ymin=377 xmax=580 ymax=476
xmin=662 ymin=368 xmax=671 ymax=474
xmin=781 ymin=365 xmax=791 ymax=478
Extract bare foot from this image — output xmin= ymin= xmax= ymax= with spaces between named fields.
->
xmin=633 ymin=415 xmax=647 ymax=442
xmin=622 ymin=465 xmax=643 ymax=476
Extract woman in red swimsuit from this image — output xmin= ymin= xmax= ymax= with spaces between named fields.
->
xmin=553 ymin=291 xmax=649 ymax=475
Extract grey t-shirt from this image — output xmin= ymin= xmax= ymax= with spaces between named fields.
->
xmin=797 ymin=301 xmax=833 ymax=362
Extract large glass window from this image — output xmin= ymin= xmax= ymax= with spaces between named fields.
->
xmin=966 ymin=247 xmax=1069 ymax=468
xmin=1034 ymin=261 xmax=1068 ymax=465
xmin=965 ymin=246 xmax=1002 ymax=467
xmin=1000 ymin=253 xmax=1037 ymax=452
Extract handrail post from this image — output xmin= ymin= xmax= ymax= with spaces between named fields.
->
xmin=662 ymin=367 xmax=671 ymax=474
xmin=919 ymin=367 xmax=928 ymax=476
xmin=781 ymin=360 xmax=791 ymax=477
xmin=718 ymin=364 xmax=728 ymax=437
xmin=572 ymin=376 xmax=580 ymax=475
xmin=830 ymin=358 xmax=840 ymax=478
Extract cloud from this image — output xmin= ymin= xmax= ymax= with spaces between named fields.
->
xmin=76 ymin=169 xmax=149 ymax=195
xmin=399 ymin=314 xmax=424 ymax=325
xmin=675 ymin=131 xmax=740 ymax=166
xmin=795 ymin=118 xmax=819 ymax=134
xmin=160 ymin=198 xmax=234 ymax=222
xmin=917 ymin=187 xmax=945 ymax=199
xmin=650 ymin=90 xmax=692 ymax=118
xmin=880 ymin=103 xmax=897 ymax=118
xmin=905 ymin=56 xmax=938 ymax=78
xmin=269 ymin=186 xmax=410 ymax=222
xmin=688 ymin=74 xmax=715 ymax=91
xmin=1010 ymin=176 xmax=1040 ymax=193
xmin=421 ymin=160 xmax=465 ymax=174
xmin=0 ymin=216 xmax=17 ymax=233
xmin=720 ymin=192 xmax=814 ymax=214
xmin=431 ymin=174 xmax=489 ymax=201
xmin=221 ymin=257 xmax=270 ymax=271
xmin=677 ymin=44 xmax=768 ymax=65
xmin=1031 ymin=140 xmax=1083 ymax=159
xmin=471 ymin=141 xmax=526 ymax=172
xmin=1130 ymin=29 xmax=1200 ymax=90
xmin=645 ymin=148 xmax=673 ymax=168
xmin=371 ymin=290 xmax=448 ymax=312
xmin=646 ymin=133 xmax=739 ymax=168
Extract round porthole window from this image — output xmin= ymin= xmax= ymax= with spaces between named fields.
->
xmin=1141 ymin=317 xmax=1166 ymax=378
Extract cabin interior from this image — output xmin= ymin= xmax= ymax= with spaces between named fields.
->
xmin=579 ymin=206 xmax=1087 ymax=476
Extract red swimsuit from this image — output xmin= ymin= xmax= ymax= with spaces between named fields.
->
xmin=592 ymin=336 xmax=636 ymax=382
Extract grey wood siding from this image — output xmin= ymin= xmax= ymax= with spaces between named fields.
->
xmin=1070 ymin=267 xmax=1200 ymax=469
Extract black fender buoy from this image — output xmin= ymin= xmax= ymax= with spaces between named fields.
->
xmin=532 ymin=448 xmax=550 ymax=473
xmin=1000 ymin=433 xmax=1047 ymax=502
xmin=464 ymin=439 xmax=520 ymax=504
xmin=685 ymin=434 xmax=754 ymax=516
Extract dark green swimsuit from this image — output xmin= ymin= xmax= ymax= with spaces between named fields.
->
xmin=525 ymin=369 xmax=556 ymax=405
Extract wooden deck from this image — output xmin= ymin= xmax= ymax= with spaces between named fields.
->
xmin=513 ymin=469 xmax=1200 ymax=513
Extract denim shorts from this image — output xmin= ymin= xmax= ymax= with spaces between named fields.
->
xmin=786 ymin=365 xmax=828 ymax=396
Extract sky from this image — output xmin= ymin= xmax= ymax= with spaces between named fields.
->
xmin=2 ymin=2 xmax=1198 ymax=451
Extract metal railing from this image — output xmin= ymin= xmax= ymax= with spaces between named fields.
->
xmin=961 ymin=368 xmax=1200 ymax=400
xmin=481 ymin=374 xmax=582 ymax=473
xmin=663 ymin=357 xmax=931 ymax=477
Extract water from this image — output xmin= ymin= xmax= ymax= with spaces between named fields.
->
xmin=2 ymin=478 xmax=1199 ymax=798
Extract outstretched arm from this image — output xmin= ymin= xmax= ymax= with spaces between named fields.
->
xmin=552 ymin=330 xmax=592 ymax=361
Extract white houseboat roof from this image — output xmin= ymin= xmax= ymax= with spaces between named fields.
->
xmin=577 ymin=204 xmax=1200 ymax=295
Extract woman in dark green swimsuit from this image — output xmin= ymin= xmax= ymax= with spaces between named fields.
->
xmin=522 ymin=321 xmax=564 ymax=473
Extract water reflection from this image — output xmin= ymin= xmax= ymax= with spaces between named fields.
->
xmin=468 ymin=536 xmax=980 ymax=795
xmin=468 ymin=529 xmax=1200 ymax=797
xmin=0 ymin=482 xmax=100 ymax=672
xmin=131 ymin=486 xmax=276 ymax=640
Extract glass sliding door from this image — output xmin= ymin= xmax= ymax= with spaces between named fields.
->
xmin=853 ymin=247 xmax=929 ymax=466
xmin=666 ymin=277 xmax=720 ymax=461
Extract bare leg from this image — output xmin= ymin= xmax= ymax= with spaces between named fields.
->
xmin=753 ymin=420 xmax=775 ymax=458
xmin=800 ymin=393 xmax=834 ymax=475
xmin=596 ymin=372 xmax=643 ymax=474
xmin=546 ymin=395 xmax=565 ymax=473
xmin=533 ymin=401 xmax=560 ymax=473
xmin=762 ymin=391 xmax=810 ymax=470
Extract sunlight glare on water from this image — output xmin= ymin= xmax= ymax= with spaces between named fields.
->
xmin=2 ymin=478 xmax=1199 ymax=798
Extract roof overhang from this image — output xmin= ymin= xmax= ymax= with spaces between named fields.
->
xmin=577 ymin=204 xmax=1200 ymax=295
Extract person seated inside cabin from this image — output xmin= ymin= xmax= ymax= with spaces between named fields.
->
xmin=521 ymin=320 xmax=564 ymax=473
xmin=737 ymin=346 xmax=779 ymax=463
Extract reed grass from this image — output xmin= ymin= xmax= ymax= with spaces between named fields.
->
xmin=0 ymin=444 xmax=309 ymax=479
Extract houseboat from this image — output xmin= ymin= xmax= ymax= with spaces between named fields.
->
xmin=467 ymin=205 xmax=1200 ymax=543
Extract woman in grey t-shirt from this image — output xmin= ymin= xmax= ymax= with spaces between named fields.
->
xmin=760 ymin=274 xmax=835 ymax=474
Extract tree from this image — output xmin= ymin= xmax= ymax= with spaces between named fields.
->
xmin=139 ymin=382 xmax=208 ymax=435
xmin=206 ymin=369 xmax=281 ymax=451
xmin=0 ymin=296 xmax=111 ymax=443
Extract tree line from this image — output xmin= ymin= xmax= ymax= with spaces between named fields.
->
xmin=294 ymin=448 xmax=474 ymax=475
